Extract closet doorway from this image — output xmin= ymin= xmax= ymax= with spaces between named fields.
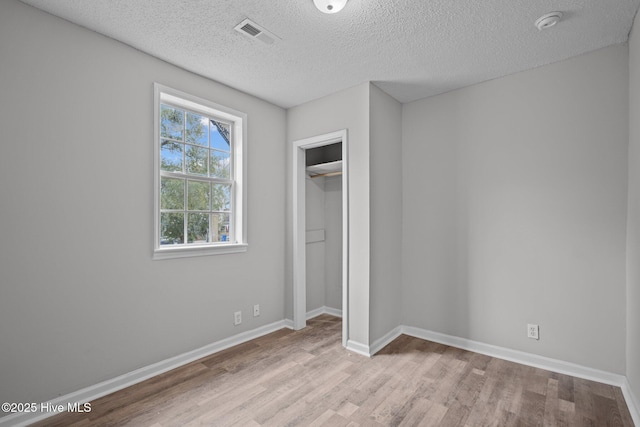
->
xmin=292 ymin=129 xmax=349 ymax=347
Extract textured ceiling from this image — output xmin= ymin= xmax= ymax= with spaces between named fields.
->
xmin=18 ymin=0 xmax=640 ymax=108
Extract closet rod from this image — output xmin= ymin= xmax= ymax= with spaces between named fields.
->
xmin=310 ymin=171 xmax=342 ymax=178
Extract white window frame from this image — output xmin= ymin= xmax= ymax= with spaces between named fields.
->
xmin=153 ymin=83 xmax=247 ymax=260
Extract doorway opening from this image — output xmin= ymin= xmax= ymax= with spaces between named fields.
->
xmin=292 ymin=130 xmax=349 ymax=347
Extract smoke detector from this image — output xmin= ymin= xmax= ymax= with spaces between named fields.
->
xmin=535 ymin=12 xmax=563 ymax=30
xmin=313 ymin=0 xmax=348 ymax=14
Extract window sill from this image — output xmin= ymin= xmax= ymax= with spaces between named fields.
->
xmin=153 ymin=243 xmax=248 ymax=260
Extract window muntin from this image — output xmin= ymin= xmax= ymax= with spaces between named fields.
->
xmin=154 ymin=84 xmax=247 ymax=259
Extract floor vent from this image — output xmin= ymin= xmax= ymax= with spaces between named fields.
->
xmin=234 ymin=19 xmax=280 ymax=45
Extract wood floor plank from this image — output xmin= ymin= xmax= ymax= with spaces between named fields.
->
xmin=557 ymin=373 xmax=576 ymax=404
xmin=518 ymin=389 xmax=547 ymax=426
xmin=31 ymin=315 xmax=635 ymax=427
xmin=592 ymin=394 xmax=626 ymax=427
xmin=614 ymin=386 xmax=637 ymax=427
xmin=306 ymin=409 xmax=336 ymax=427
xmin=543 ymin=377 xmax=562 ymax=426
xmin=182 ymin=385 xmax=267 ymax=427
xmin=261 ymin=366 xmax=353 ymax=426
xmin=464 ymin=375 xmax=499 ymax=426
xmin=319 ymin=412 xmax=351 ymax=426
xmin=369 ymin=361 xmax=422 ymax=425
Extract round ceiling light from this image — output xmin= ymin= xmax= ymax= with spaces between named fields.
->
xmin=535 ymin=12 xmax=563 ymax=30
xmin=313 ymin=0 xmax=348 ymax=14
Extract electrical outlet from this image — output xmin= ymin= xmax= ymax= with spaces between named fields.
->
xmin=527 ymin=324 xmax=539 ymax=340
xmin=234 ymin=311 xmax=242 ymax=326
xmin=253 ymin=304 xmax=260 ymax=317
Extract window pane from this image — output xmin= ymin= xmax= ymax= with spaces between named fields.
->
xmin=186 ymin=112 xmax=208 ymax=146
xmin=161 ymin=140 xmax=183 ymax=172
xmin=161 ymin=177 xmax=184 ymax=210
xmin=155 ymin=87 xmax=245 ymax=255
xmin=211 ymin=213 xmax=230 ymax=242
xmin=187 ymin=213 xmax=209 ymax=243
xmin=188 ymin=180 xmax=210 ymax=211
xmin=160 ymin=105 xmax=184 ymax=140
xmin=212 ymin=184 xmax=231 ymax=211
xmin=185 ymin=145 xmax=208 ymax=176
xmin=210 ymin=120 xmax=230 ymax=152
xmin=210 ymin=150 xmax=230 ymax=179
xmin=160 ymin=213 xmax=184 ymax=244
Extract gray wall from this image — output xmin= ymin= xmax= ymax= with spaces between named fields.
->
xmin=324 ymin=176 xmax=343 ymax=310
xmin=401 ymin=45 xmax=629 ymax=373
xmin=628 ymin=12 xmax=640 ymax=404
xmin=287 ymin=83 xmax=371 ymax=345
xmin=305 ymin=177 xmax=327 ymax=311
xmin=369 ymin=85 xmax=403 ymax=343
xmin=288 ymin=82 xmax=403 ymax=346
xmin=0 ymin=0 xmax=286 ymax=406
xmin=304 ymin=175 xmax=343 ymax=313
xmin=1 ymin=0 xmax=635 ymax=412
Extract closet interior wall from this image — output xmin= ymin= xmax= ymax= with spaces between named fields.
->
xmin=306 ymin=174 xmax=343 ymax=313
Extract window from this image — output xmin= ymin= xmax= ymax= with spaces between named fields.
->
xmin=154 ymin=84 xmax=247 ymax=259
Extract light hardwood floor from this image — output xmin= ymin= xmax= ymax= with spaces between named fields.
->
xmin=33 ymin=315 xmax=634 ymax=426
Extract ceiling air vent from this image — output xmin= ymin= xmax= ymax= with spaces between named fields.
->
xmin=234 ymin=19 xmax=280 ymax=45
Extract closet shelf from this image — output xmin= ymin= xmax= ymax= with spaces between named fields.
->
xmin=307 ymin=160 xmax=343 ymax=178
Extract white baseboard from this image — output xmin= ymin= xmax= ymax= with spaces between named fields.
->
xmin=0 ymin=319 xmax=291 ymax=427
xmin=283 ymin=318 xmax=294 ymax=329
xmin=367 ymin=324 xmax=639 ymax=421
xmin=369 ymin=325 xmax=639 ymax=424
xmin=306 ymin=306 xmax=342 ymax=320
xmin=399 ymin=325 xmax=639 ymax=422
xmin=401 ymin=325 xmax=627 ymax=387
xmin=369 ymin=326 xmax=403 ymax=356
xmin=345 ymin=340 xmax=370 ymax=357
xmin=283 ymin=306 xmax=341 ymax=331
xmin=324 ymin=306 xmax=343 ymax=318
xmin=304 ymin=307 xmax=367 ymax=358
xmin=621 ymin=378 xmax=640 ymax=426
xmin=5 ymin=318 xmax=635 ymax=426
